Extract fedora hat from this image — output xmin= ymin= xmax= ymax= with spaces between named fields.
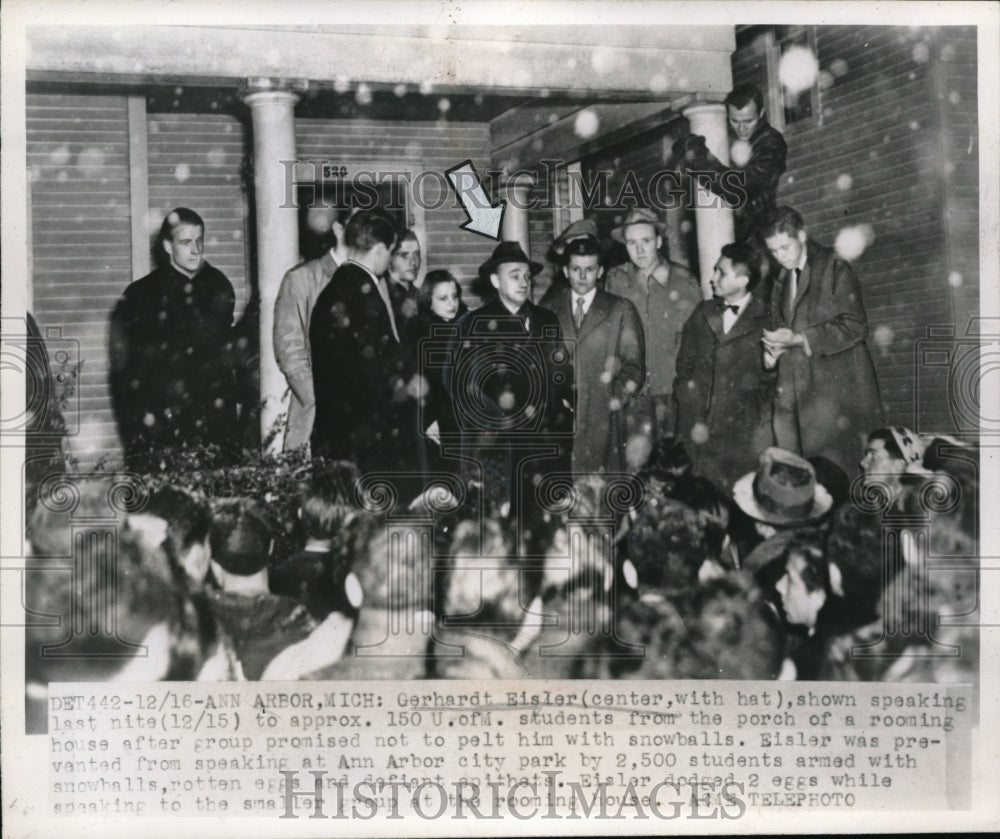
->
xmin=478 ymin=241 xmax=543 ymax=282
xmin=610 ymin=208 xmax=666 ymax=243
xmin=733 ymin=447 xmax=833 ymax=526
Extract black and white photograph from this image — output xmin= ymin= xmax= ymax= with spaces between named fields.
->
xmin=2 ymin=1 xmax=997 ymax=834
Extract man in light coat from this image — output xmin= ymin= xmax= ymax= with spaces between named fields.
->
xmin=273 ymin=215 xmax=347 ymax=452
xmin=540 ymin=236 xmax=645 ymax=475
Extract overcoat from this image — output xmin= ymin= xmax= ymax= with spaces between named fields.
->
xmin=309 ymin=262 xmax=407 ymax=471
xmin=673 ymin=294 xmax=775 ymax=489
xmin=539 ymin=286 xmax=645 ymax=475
xmin=769 ymin=241 xmax=884 ymax=477
xmin=273 ymin=250 xmax=338 ymax=450
xmin=109 ymin=261 xmax=237 ymax=469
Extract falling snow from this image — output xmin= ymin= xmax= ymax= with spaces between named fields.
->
xmin=834 ymin=225 xmax=875 ymax=262
xmin=779 ymin=46 xmax=819 ymax=95
xmin=574 ymin=109 xmax=599 ymax=140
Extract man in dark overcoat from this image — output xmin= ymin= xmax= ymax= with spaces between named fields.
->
xmin=674 ymin=242 xmax=774 ymax=489
xmin=310 ymin=210 xmax=409 ymax=472
xmin=445 ymin=242 xmax=573 ymax=514
xmin=539 ymin=236 xmax=645 ymax=476
xmin=109 ymin=208 xmax=237 ymax=471
xmin=760 ymin=206 xmax=884 ymax=478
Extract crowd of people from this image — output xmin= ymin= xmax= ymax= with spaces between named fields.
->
xmin=23 ymin=82 xmax=976 ymax=708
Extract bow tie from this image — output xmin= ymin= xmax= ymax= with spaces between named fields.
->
xmin=719 ymin=302 xmax=741 ymax=315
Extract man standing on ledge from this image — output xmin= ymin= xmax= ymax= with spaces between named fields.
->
xmin=605 ymin=207 xmax=702 ymax=443
xmin=110 ymin=207 xmax=238 ymax=471
xmin=676 ymin=83 xmax=788 ymax=240
xmin=760 ymin=206 xmax=884 ymax=478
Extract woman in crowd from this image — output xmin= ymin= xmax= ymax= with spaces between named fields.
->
xmin=404 ymin=270 xmax=467 ymax=482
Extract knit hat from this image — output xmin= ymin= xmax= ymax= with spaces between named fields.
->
xmin=209 ymin=498 xmax=273 ymax=576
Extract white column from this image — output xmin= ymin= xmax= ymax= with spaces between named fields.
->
xmin=500 ymin=173 xmax=535 ymax=254
xmin=683 ymin=102 xmax=735 ymax=299
xmin=241 ymin=80 xmax=303 ymax=453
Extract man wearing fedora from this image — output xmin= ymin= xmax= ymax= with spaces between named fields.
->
xmin=445 ymin=241 xmax=573 ymax=513
xmin=732 ymin=446 xmax=834 ymax=577
xmin=605 ymin=208 xmax=702 ymax=446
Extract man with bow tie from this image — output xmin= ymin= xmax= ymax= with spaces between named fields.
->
xmin=674 ymin=242 xmax=775 ymax=489
xmin=445 ymin=241 xmax=573 ymax=514
xmin=760 ymin=206 xmax=884 ymax=478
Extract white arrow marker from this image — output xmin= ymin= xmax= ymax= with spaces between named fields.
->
xmin=445 ymin=160 xmax=506 ymax=240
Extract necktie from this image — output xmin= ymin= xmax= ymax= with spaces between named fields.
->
xmin=376 ymin=277 xmax=400 ymax=342
xmin=785 ymin=268 xmax=799 ymax=321
xmin=574 ymin=296 xmax=586 ymax=330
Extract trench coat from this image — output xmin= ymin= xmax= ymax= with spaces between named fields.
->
xmin=769 ymin=241 xmax=884 ymax=478
xmin=539 ymin=286 xmax=645 ymax=476
xmin=673 ymin=294 xmax=775 ymax=489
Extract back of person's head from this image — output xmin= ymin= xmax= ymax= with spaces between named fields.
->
xmin=26 ymin=524 xmax=216 ymax=684
xmin=354 ymin=521 xmax=433 ymax=614
xmin=758 ymin=205 xmax=805 ymax=239
xmin=299 ymin=461 xmax=361 ymax=540
xmin=147 ymin=486 xmax=212 ymax=557
xmin=209 ymin=498 xmax=273 ymax=578
xmin=719 ymin=241 xmax=762 ymax=292
xmin=673 ymin=474 xmax=731 ymax=563
xmin=724 ymin=83 xmax=765 ymax=113
xmin=628 ymin=497 xmax=708 ymax=596
xmin=639 ymin=434 xmax=692 ymax=489
xmin=344 ymin=209 xmax=396 ymax=253
xmin=671 ymin=572 xmax=783 ymax=679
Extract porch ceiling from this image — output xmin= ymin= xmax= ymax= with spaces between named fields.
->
xmin=27 ymin=24 xmax=733 ymax=167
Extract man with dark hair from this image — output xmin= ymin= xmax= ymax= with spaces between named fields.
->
xmin=273 ymin=211 xmax=348 ymax=452
xmin=675 ymin=83 xmax=788 ymax=239
xmin=759 ymin=206 xmax=884 ymax=477
xmin=674 ymin=242 xmax=774 ymax=489
xmin=109 ymin=207 xmax=238 ymax=470
xmin=539 ymin=236 xmax=645 ymax=474
xmin=384 ymin=228 xmax=422 ymax=331
xmin=310 ymin=210 xmax=409 ymax=470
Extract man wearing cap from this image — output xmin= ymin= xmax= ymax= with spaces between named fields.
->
xmin=605 ymin=208 xmax=702 ymax=443
xmin=445 ymin=241 xmax=573 ymax=512
xmin=759 ymin=206 xmax=884 ymax=478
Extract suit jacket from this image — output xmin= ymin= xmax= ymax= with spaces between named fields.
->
xmin=769 ymin=241 xmax=884 ymax=477
xmin=273 ymin=250 xmax=338 ymax=450
xmin=674 ymin=294 xmax=775 ymax=489
xmin=309 ymin=261 xmax=406 ymax=470
xmin=444 ymin=295 xmax=573 ymax=510
xmin=539 ymin=286 xmax=645 ymax=475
